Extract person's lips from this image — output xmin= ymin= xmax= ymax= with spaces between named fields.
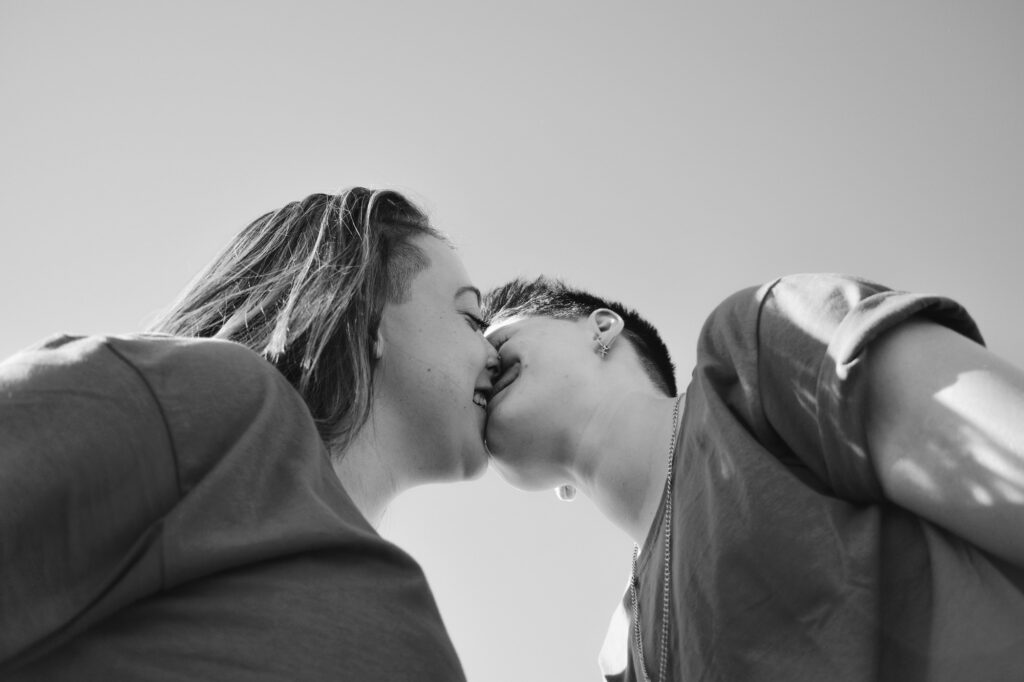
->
xmin=473 ymin=381 xmax=493 ymax=410
xmin=472 ymin=390 xmax=489 ymax=409
xmin=489 ymin=362 xmax=520 ymax=404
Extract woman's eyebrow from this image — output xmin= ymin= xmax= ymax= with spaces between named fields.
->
xmin=454 ymin=286 xmax=482 ymax=307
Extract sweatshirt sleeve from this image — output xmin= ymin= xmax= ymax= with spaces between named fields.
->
xmin=0 ymin=335 xmax=179 ymax=665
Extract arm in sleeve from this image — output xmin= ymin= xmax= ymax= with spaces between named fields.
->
xmin=866 ymin=318 xmax=1024 ymax=567
xmin=754 ymin=274 xmax=983 ymax=502
xmin=0 ymin=336 xmax=179 ymax=667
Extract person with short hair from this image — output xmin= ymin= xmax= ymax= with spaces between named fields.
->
xmin=0 ymin=187 xmax=497 ymax=680
xmin=483 ymin=273 xmax=1024 ymax=681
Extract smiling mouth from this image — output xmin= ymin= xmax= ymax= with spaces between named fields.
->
xmin=472 ymin=391 xmax=489 ymax=409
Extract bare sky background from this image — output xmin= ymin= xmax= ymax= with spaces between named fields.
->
xmin=3 ymin=2 xmax=1023 ymax=680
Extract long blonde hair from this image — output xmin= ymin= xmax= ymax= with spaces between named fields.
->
xmin=151 ymin=187 xmax=443 ymax=456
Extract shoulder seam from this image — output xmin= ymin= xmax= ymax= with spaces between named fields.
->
xmin=99 ymin=341 xmax=180 ymax=592
xmin=101 ymin=343 xmax=183 ymax=499
xmin=754 ymin=277 xmax=785 ymax=425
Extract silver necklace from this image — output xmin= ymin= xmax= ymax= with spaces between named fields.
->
xmin=629 ymin=393 xmax=683 ymax=682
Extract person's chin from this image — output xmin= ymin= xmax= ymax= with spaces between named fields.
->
xmin=445 ymin=436 xmax=490 ymax=481
xmin=462 ymin=446 xmax=490 ymax=480
xmin=487 ymin=452 xmax=551 ymax=492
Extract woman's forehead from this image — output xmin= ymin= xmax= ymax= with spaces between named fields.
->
xmin=404 ymin=236 xmax=478 ymax=300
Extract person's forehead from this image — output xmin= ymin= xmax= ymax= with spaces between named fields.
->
xmin=484 ymin=315 xmax=524 ymax=339
xmin=419 ymin=236 xmax=463 ymax=275
xmin=484 ymin=313 xmax=566 ymax=339
xmin=412 ymin=236 xmax=477 ymax=300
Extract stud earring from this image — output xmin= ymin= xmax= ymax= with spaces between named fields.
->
xmin=555 ymin=484 xmax=577 ymax=502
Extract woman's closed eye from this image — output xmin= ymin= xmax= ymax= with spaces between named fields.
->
xmin=463 ymin=313 xmax=486 ymax=333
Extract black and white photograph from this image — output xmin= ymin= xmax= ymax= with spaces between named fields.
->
xmin=2 ymin=2 xmax=1024 ymax=680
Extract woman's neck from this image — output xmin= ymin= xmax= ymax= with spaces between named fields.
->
xmin=331 ymin=420 xmax=403 ymax=528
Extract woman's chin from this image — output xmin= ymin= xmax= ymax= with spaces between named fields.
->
xmin=461 ymin=447 xmax=490 ymax=480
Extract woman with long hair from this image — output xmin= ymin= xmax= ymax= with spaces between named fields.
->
xmin=0 ymin=187 xmax=497 ymax=680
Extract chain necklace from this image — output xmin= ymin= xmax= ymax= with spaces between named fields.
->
xmin=629 ymin=393 xmax=683 ymax=682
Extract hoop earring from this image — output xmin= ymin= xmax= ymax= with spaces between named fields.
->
xmin=593 ymin=333 xmax=612 ymax=359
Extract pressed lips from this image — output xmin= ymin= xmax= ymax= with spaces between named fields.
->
xmin=489 ymin=362 xmax=520 ymax=403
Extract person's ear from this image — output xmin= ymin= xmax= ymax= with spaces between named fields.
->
xmin=372 ymin=328 xmax=385 ymax=360
xmin=587 ymin=308 xmax=625 ymax=359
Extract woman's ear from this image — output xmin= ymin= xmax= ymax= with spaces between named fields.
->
xmin=587 ymin=308 xmax=625 ymax=358
xmin=372 ymin=328 xmax=385 ymax=360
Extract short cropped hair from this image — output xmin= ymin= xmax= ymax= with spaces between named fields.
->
xmin=151 ymin=187 xmax=444 ymax=455
xmin=483 ymin=277 xmax=677 ymax=396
